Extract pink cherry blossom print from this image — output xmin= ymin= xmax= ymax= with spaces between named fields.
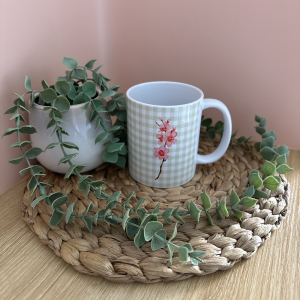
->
xmin=153 ymin=145 xmax=170 ymax=160
xmin=156 ymin=133 xmax=164 ymax=145
xmin=154 ymin=117 xmax=178 ymax=180
xmin=164 ymin=130 xmax=178 ymax=147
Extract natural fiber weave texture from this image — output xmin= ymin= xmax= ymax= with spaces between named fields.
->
xmin=22 ymin=129 xmax=290 ymax=283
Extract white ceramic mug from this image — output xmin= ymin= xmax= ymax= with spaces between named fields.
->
xmin=126 ymin=81 xmax=232 ymax=188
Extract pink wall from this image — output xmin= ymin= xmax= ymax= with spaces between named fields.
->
xmin=1 ymin=0 xmax=299 ymax=195
xmin=0 ymin=0 xmax=104 ymax=195
xmin=101 ymin=0 xmax=300 ymax=145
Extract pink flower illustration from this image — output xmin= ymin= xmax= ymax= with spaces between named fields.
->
xmin=154 ymin=145 xmax=170 ymax=160
xmin=154 ymin=117 xmax=178 ymax=180
xmin=156 ymin=133 xmax=164 ymax=145
xmin=164 ymin=130 xmax=178 ymax=147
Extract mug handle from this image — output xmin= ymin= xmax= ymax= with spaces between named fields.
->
xmin=196 ymin=98 xmax=232 ymax=164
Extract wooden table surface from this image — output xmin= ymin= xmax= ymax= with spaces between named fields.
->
xmin=1 ymin=150 xmax=299 ymax=300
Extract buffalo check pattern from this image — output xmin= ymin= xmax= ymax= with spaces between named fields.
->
xmin=127 ymin=98 xmax=201 ymax=188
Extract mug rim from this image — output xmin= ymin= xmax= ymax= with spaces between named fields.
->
xmin=126 ymin=81 xmax=204 ymax=108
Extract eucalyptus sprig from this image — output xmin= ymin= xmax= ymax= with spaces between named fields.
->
xmin=201 ymin=117 xmax=252 ymax=149
xmin=3 ymin=66 xmax=294 ymax=266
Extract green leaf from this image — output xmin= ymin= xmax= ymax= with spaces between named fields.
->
xmin=74 ymin=92 xmax=87 ymax=105
xmin=232 ymin=208 xmax=243 ymax=221
xmin=237 ymin=136 xmax=246 ymax=145
xmin=10 ymin=141 xmax=32 ymax=148
xmin=100 ymin=90 xmax=116 ymax=99
xmin=135 ymin=197 xmax=146 ymax=211
xmin=275 ymin=154 xmax=286 ymax=166
xmin=141 ymin=214 xmax=158 ymax=226
xmin=108 ymin=142 xmax=124 ymax=153
xmin=41 ymin=79 xmax=49 ymax=89
xmin=93 ymin=212 xmax=99 ymax=226
xmin=62 ymin=57 xmax=78 ymax=69
xmin=126 ymin=218 xmax=140 ymax=237
xmin=2 ymin=128 xmax=17 ymax=137
xmin=144 ymin=221 xmax=163 ymax=241
xmin=249 ymin=170 xmax=263 ymax=189
xmin=62 ymin=142 xmax=79 ymax=151
xmin=178 ymin=246 xmax=189 ymax=262
xmin=49 ymin=210 xmax=63 ymax=227
xmin=201 ymin=118 xmax=212 ymax=127
xmin=115 ymin=156 xmax=126 ymax=169
xmin=219 ymin=197 xmax=229 ymax=217
xmin=67 ymin=83 xmax=77 ymax=100
xmin=190 ymin=250 xmax=205 ymax=259
xmin=25 ymin=76 xmax=32 ymax=91
xmin=206 ymin=129 xmax=215 ymax=140
xmin=95 ymin=132 xmax=109 ymax=145
xmin=82 ymin=82 xmax=97 ymax=97
xmin=169 ymin=223 xmax=178 ymax=241
xmin=52 ymin=195 xmax=68 ymax=209
xmin=167 ymin=244 xmax=174 ymax=264
xmin=107 ymin=100 xmax=116 ymax=112
xmin=64 ymin=165 xmax=77 ymax=179
xmin=262 ymin=130 xmax=276 ymax=141
xmin=162 ymin=207 xmax=173 ymax=224
xmin=263 ymin=176 xmax=281 ymax=191
xmin=261 ymin=136 xmax=274 ymax=149
xmin=25 ymin=147 xmax=43 ymax=159
xmin=116 ymin=97 xmax=126 ymax=106
xmin=102 ymin=151 xmax=118 ymax=163
xmin=45 ymin=142 xmax=60 ymax=150
xmin=106 ymin=191 xmax=121 ymax=210
xmin=73 ymin=68 xmax=87 ymax=80
xmin=54 ymin=81 xmax=71 ymax=96
xmin=240 ymin=197 xmax=257 ymax=208
xmin=122 ymin=209 xmax=130 ymax=230
xmin=230 ymin=189 xmax=240 ymax=207
xmin=54 ymin=96 xmax=70 ymax=112
xmin=260 ymin=147 xmax=275 ymax=161
xmin=31 ymin=195 xmax=47 ymax=208
xmin=253 ymin=190 xmax=269 ymax=199
xmin=151 ymin=229 xmax=167 ymax=251
xmin=116 ymin=110 xmax=127 ymax=122
xmin=274 ymin=176 xmax=282 ymax=184
xmin=255 ymin=115 xmax=262 ymax=122
xmin=30 ymin=165 xmax=46 ymax=176
xmin=151 ymin=202 xmax=161 ymax=215
xmin=274 ymin=145 xmax=289 ymax=158
xmin=109 ymin=126 xmax=122 ymax=132
xmin=83 ymin=217 xmax=93 ymax=233
xmin=261 ymin=161 xmax=276 ymax=176
xmin=276 ymin=164 xmax=293 ymax=174
xmin=200 ymin=191 xmax=211 ymax=210
xmin=4 ymin=106 xmax=17 ymax=115
xmin=117 ymin=145 xmax=127 ymax=156
xmin=8 ymin=156 xmax=24 ymax=165
xmin=58 ymin=153 xmax=78 ymax=165
xmin=47 ymin=119 xmax=56 ymax=129
xmin=19 ymin=105 xmax=30 ymax=113
xmin=78 ymin=180 xmax=90 ymax=197
xmin=189 ymin=201 xmax=201 ymax=221
xmin=28 ymin=176 xmax=38 ymax=191
xmin=244 ymin=185 xmax=255 ymax=197
xmin=136 ymin=208 xmax=147 ymax=220
xmin=256 ymin=126 xmax=266 ymax=135
xmin=259 ymin=118 xmax=266 ymax=127
xmin=85 ymin=59 xmax=96 ymax=69
xmin=47 ymin=192 xmax=64 ymax=205
xmin=40 ymin=88 xmax=57 ymax=103
xmin=134 ymin=229 xmax=145 ymax=248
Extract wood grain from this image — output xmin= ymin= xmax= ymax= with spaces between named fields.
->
xmin=0 ymin=150 xmax=299 ymax=300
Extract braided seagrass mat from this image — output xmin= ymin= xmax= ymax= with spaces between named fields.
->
xmin=21 ymin=128 xmax=290 ymax=283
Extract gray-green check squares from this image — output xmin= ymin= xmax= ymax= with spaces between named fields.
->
xmin=127 ymin=98 xmax=201 ymax=188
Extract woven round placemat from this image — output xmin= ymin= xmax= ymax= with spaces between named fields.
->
xmin=22 ymin=129 xmax=290 ymax=283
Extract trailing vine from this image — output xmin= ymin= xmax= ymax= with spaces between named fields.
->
xmin=3 ymin=58 xmax=293 ymax=265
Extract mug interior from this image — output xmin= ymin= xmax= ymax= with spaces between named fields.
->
xmin=127 ymin=81 xmax=203 ymax=106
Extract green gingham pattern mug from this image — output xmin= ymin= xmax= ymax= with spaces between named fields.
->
xmin=126 ymin=81 xmax=232 ymax=188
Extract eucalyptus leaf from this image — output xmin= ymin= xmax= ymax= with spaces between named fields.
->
xmin=240 ymin=197 xmax=257 ymax=208
xmin=25 ymin=147 xmax=43 ymax=159
xmin=275 ymin=154 xmax=286 ymax=166
xmin=276 ymin=164 xmax=293 ymax=174
xmin=126 ymin=218 xmax=140 ymax=237
xmin=200 ymin=191 xmax=211 ymax=210
xmin=116 ymin=110 xmax=127 ymax=122
xmin=249 ymin=170 xmax=263 ymax=189
xmin=232 ymin=208 xmax=243 ymax=221
xmin=4 ymin=106 xmax=17 ymax=115
xmin=102 ymin=151 xmax=118 ymax=163
xmin=49 ymin=210 xmax=63 ymax=227
xmin=82 ymin=82 xmax=97 ymax=97
xmin=115 ymin=156 xmax=126 ymax=169
xmin=262 ymin=130 xmax=276 ymax=141
xmin=244 ymin=185 xmax=255 ymax=197
xmin=134 ymin=229 xmax=145 ymax=248
xmin=31 ymin=195 xmax=48 ymax=208
xmin=189 ymin=201 xmax=201 ymax=221
xmin=122 ymin=209 xmax=130 ymax=230
xmin=167 ymin=244 xmax=174 ymax=264
xmin=8 ymin=156 xmax=24 ymax=165
xmin=40 ymin=88 xmax=57 ymax=103
xmin=219 ymin=197 xmax=229 ymax=217
xmin=83 ymin=217 xmax=93 ymax=233
xmin=25 ymin=76 xmax=32 ymax=91
xmin=62 ymin=142 xmax=79 ymax=151
xmin=162 ymin=207 xmax=173 ymax=224
xmin=85 ymin=59 xmax=96 ymax=69
xmin=230 ymin=189 xmax=240 ymax=207
xmin=151 ymin=229 xmax=167 ymax=251
xmin=54 ymin=81 xmax=71 ymax=96
xmin=100 ymin=90 xmax=116 ymax=99
xmin=261 ymin=161 xmax=276 ymax=176
xmin=274 ymin=145 xmax=289 ymax=157
xmin=74 ymin=92 xmax=87 ymax=105
xmin=95 ymin=132 xmax=109 ymax=144
xmin=54 ymin=96 xmax=70 ymax=112
xmin=144 ymin=221 xmax=163 ymax=241
xmin=62 ymin=57 xmax=78 ymax=69
xmin=263 ymin=176 xmax=281 ymax=191
xmin=52 ymin=195 xmax=68 ymax=209
xmin=253 ymin=189 xmax=269 ymax=199
xmin=256 ymin=126 xmax=266 ymax=135
xmin=261 ymin=136 xmax=274 ymax=149
xmin=178 ymin=246 xmax=189 ymax=262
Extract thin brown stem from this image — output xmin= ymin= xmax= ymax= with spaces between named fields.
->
xmin=155 ymin=158 xmax=166 ymax=180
